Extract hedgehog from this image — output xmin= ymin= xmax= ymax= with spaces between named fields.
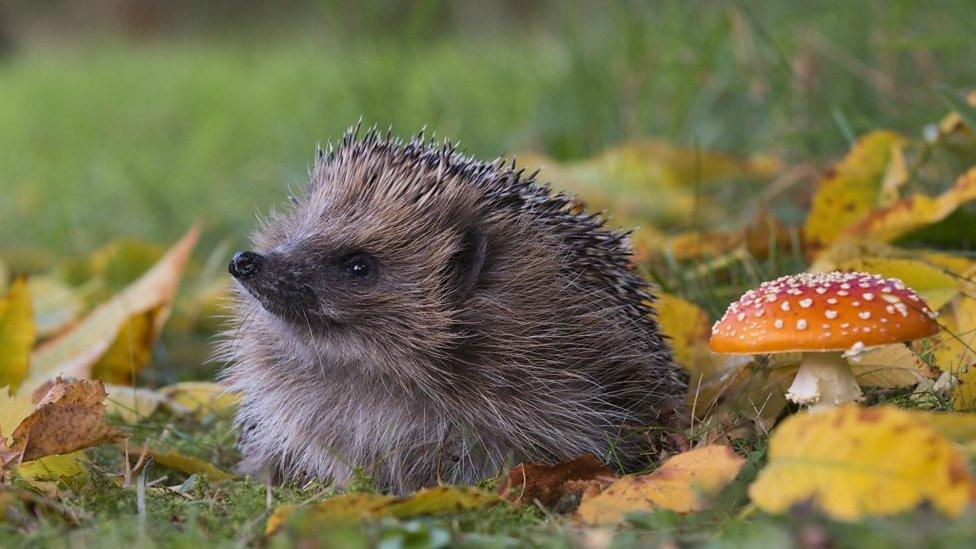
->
xmin=218 ymin=127 xmax=687 ymax=493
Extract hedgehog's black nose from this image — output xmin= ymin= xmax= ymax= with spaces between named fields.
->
xmin=229 ymin=251 xmax=263 ymax=279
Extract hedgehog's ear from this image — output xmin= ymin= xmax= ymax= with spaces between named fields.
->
xmin=448 ymin=227 xmax=487 ymax=301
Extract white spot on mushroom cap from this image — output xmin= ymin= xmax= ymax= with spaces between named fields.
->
xmin=799 ymin=298 xmax=813 ymax=308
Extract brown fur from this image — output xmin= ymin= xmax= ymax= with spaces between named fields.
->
xmin=218 ymin=128 xmax=686 ymax=493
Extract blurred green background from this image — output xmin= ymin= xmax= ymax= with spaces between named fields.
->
xmin=1 ymin=0 xmax=974 ymax=262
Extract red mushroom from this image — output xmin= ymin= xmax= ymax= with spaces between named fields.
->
xmin=709 ymin=272 xmax=939 ymax=409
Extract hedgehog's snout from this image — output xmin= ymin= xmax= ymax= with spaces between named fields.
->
xmin=229 ymin=251 xmax=263 ymax=279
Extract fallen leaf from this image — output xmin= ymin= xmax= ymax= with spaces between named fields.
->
xmin=848 ymin=344 xmax=936 ymax=388
xmin=87 ymin=239 xmax=166 ymax=293
xmin=657 ymin=293 xmax=711 ymax=370
xmin=915 ymin=411 xmax=976 ymax=449
xmin=498 ymin=454 xmax=616 ymax=507
xmin=749 ymin=405 xmax=975 ymax=520
xmin=89 ymin=307 xmax=160 ymax=385
xmin=4 ymin=378 xmax=124 ymax=467
xmin=828 ymin=257 xmax=960 ymax=310
xmin=804 ymin=131 xmax=907 ymax=250
xmin=847 ymin=165 xmax=976 ymax=243
xmin=266 ymin=486 xmax=499 ymax=536
xmin=104 ymin=384 xmax=166 ymax=424
xmin=0 ymin=277 xmax=35 ymax=391
xmin=879 ymin=140 xmax=910 ymax=206
xmin=16 ymin=451 xmax=87 ymax=494
xmin=0 ymin=387 xmax=34 ymax=437
xmin=385 ymin=485 xmax=500 ymax=516
xmin=28 ymin=276 xmax=86 ymax=339
xmin=142 ymin=448 xmax=235 ymax=482
xmin=575 ymin=445 xmax=745 ymax=525
xmin=158 ymin=381 xmax=241 ymax=418
xmin=27 ymin=225 xmax=199 ymax=389
xmin=0 ymin=259 xmax=7 ymax=294
xmin=931 ymin=295 xmax=976 ymax=410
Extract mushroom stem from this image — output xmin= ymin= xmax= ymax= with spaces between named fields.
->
xmin=785 ymin=352 xmax=863 ymax=411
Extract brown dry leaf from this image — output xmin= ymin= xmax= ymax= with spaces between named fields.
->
xmin=846 ymin=165 xmax=976 ymax=243
xmin=89 ymin=307 xmax=160 ymax=385
xmin=27 ymin=225 xmax=199 ymax=389
xmin=749 ymin=405 xmax=975 ymax=520
xmin=266 ymin=486 xmax=499 ymax=536
xmin=143 ymin=448 xmax=235 ymax=482
xmin=804 ymin=131 xmax=907 ymax=250
xmin=498 ymin=454 xmax=617 ymax=507
xmin=0 ymin=277 xmax=36 ymax=391
xmin=575 ymin=445 xmax=745 ymax=525
xmin=4 ymin=378 xmax=124 ymax=466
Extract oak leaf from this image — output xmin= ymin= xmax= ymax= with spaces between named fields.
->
xmin=749 ymin=404 xmax=975 ymax=520
xmin=575 ymin=445 xmax=745 ymax=525
xmin=2 ymin=378 xmax=124 ymax=467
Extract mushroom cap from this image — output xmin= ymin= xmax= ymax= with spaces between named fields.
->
xmin=709 ymin=271 xmax=939 ymax=354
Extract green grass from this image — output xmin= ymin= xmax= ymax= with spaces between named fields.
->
xmin=2 ymin=0 xmax=975 ymax=260
xmin=3 ymin=0 xmax=976 ymax=546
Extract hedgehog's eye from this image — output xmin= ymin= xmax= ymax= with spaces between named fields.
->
xmin=342 ymin=253 xmax=376 ymax=280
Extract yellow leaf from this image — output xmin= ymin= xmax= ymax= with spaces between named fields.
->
xmin=848 ymin=344 xmax=935 ymax=388
xmin=804 ymin=131 xmax=907 ymax=250
xmin=749 ymin=405 xmax=975 ymax=520
xmin=29 ymin=276 xmax=86 ymax=339
xmin=847 ymin=166 xmax=976 ymax=243
xmin=828 ymin=257 xmax=959 ymax=310
xmin=27 ymin=225 xmax=199 ymax=389
xmin=520 ymin=141 xmax=780 ymax=260
xmin=931 ymin=296 xmax=976 ymax=410
xmin=0 ymin=386 xmax=34 ymax=448
xmin=915 ymin=411 xmax=976 ymax=448
xmin=83 ymin=239 xmax=166 ymax=292
xmin=387 ymin=485 xmax=500 ymax=516
xmin=266 ymin=486 xmax=499 ymax=536
xmin=158 ymin=381 xmax=241 ymax=418
xmin=657 ymin=293 xmax=710 ymax=370
xmin=90 ymin=307 xmax=160 ymax=385
xmin=575 ymin=445 xmax=745 ymax=525
xmin=0 ymin=277 xmax=35 ymax=391
xmin=16 ymin=452 xmax=87 ymax=482
xmin=144 ymin=448 xmax=235 ymax=482
xmin=104 ymin=384 xmax=165 ymax=424
xmin=879 ymin=140 xmax=910 ymax=206
xmin=4 ymin=378 xmax=124 ymax=467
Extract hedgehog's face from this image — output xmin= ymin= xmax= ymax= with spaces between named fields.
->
xmin=229 ymin=163 xmax=490 ymax=363
xmin=228 ymin=244 xmax=382 ymax=330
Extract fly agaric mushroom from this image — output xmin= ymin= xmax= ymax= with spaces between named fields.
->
xmin=709 ymin=272 xmax=939 ymax=409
